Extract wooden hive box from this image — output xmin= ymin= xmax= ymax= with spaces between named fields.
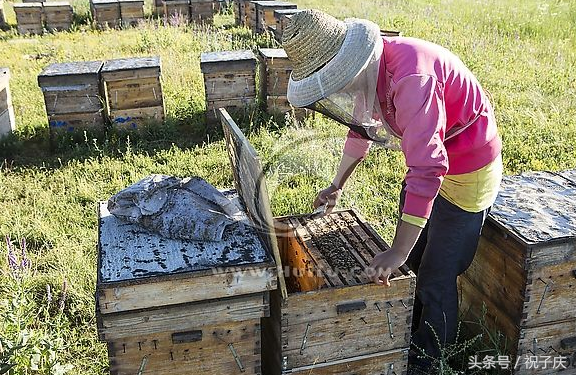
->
xmin=200 ymin=50 xmax=257 ymax=123
xmin=273 ymin=8 xmax=299 ymax=40
xmin=101 ymin=56 xmax=165 ymax=130
xmin=161 ymin=0 xmax=190 ymax=21
xmin=0 ymin=0 xmax=6 ymax=29
xmin=255 ymin=0 xmax=295 ymax=34
xmin=244 ymin=0 xmax=271 ymax=31
xmin=37 ymin=60 xmax=105 ymax=135
xmin=459 ymin=170 xmax=576 ymax=375
xmin=257 ymin=48 xmax=307 ymax=119
xmin=96 ymin=188 xmax=278 ymax=375
xmin=233 ymin=0 xmax=242 ymax=25
xmin=0 ymin=68 xmax=16 ymax=138
xmin=219 ymin=108 xmax=416 ymax=375
xmin=91 ymin=0 xmax=121 ymax=29
xmin=189 ymin=0 xmax=215 ymax=24
xmin=43 ymin=1 xmax=73 ymax=31
xmin=13 ymin=3 xmax=43 ymax=35
xmin=118 ymin=0 xmax=144 ymax=27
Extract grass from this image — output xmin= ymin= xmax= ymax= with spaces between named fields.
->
xmin=0 ymin=0 xmax=575 ymax=373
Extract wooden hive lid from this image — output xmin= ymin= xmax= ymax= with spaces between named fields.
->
xmin=200 ymin=50 xmax=257 ymax=74
xmin=273 ymin=8 xmax=301 ymax=16
xmin=256 ymin=1 xmax=296 ymax=8
xmin=258 ymin=48 xmax=287 ymax=60
xmin=43 ymin=1 xmax=72 ymax=8
xmin=101 ymin=56 xmax=160 ymax=76
xmin=489 ymin=170 xmax=576 ymax=246
xmin=218 ymin=108 xmax=288 ymax=299
xmin=13 ymin=3 xmax=42 ymax=8
xmin=91 ymin=0 xmax=118 ymax=5
xmin=38 ymin=60 xmax=103 ymax=87
xmin=118 ymin=0 xmax=144 ymax=4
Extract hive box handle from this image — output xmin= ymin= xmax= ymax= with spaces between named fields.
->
xmin=337 ymin=300 xmax=367 ymax=314
xmin=560 ymin=336 xmax=576 ymax=350
xmin=172 ymin=330 xmax=203 ymax=344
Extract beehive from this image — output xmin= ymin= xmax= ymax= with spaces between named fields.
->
xmin=233 ymin=0 xmax=242 ymax=25
xmin=118 ymin=0 xmax=144 ymax=27
xmin=258 ymin=48 xmax=307 ymax=119
xmin=200 ymin=50 xmax=257 ymax=123
xmin=255 ymin=1 xmax=295 ymax=34
xmin=161 ymin=0 xmax=190 ymax=21
xmin=0 ymin=68 xmax=16 ymax=138
xmin=101 ymin=56 xmax=165 ymax=130
xmin=43 ymin=1 xmax=73 ymax=31
xmin=37 ymin=60 xmax=105 ymax=136
xmin=96 ymin=188 xmax=278 ymax=375
xmin=459 ymin=170 xmax=576 ymax=375
xmin=13 ymin=3 xmax=43 ymax=35
xmin=189 ymin=0 xmax=215 ymax=24
xmin=219 ymin=108 xmax=416 ymax=375
xmin=91 ymin=0 xmax=121 ymax=29
xmin=0 ymin=0 xmax=7 ymax=29
xmin=273 ymin=8 xmax=299 ymax=40
xmin=244 ymin=0 xmax=271 ymax=32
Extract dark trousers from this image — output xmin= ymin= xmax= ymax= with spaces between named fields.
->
xmin=399 ymin=185 xmax=489 ymax=365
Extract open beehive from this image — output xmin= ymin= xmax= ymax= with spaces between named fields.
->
xmin=101 ymin=56 xmax=165 ymax=129
xmin=43 ymin=1 xmax=73 ymax=31
xmin=118 ymin=0 xmax=144 ymax=27
xmin=37 ymin=60 xmax=105 ymax=136
xmin=219 ymin=108 xmax=416 ymax=375
xmin=91 ymin=0 xmax=121 ymax=29
xmin=0 ymin=68 xmax=15 ymax=138
xmin=201 ymin=50 xmax=257 ymax=124
xmin=13 ymin=2 xmax=43 ymax=35
xmin=459 ymin=170 xmax=576 ymax=375
xmin=255 ymin=0 xmax=295 ymax=34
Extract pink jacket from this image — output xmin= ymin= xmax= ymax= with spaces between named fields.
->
xmin=343 ymin=36 xmax=502 ymax=219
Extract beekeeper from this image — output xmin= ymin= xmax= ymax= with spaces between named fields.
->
xmin=282 ymin=9 xmax=503 ymax=374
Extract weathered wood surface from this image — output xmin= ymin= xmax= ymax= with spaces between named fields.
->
xmin=273 ymin=8 xmax=300 ymax=39
xmin=104 ymin=77 xmax=163 ymax=110
xmin=162 ymin=0 xmax=190 ymax=18
xmin=47 ymin=111 xmax=105 ymax=132
xmin=38 ymin=60 xmax=103 ymax=82
xmin=107 ymin=318 xmax=262 ymax=375
xmin=109 ymin=106 xmax=164 ymax=129
xmin=14 ymin=3 xmax=43 ymax=34
xmin=0 ymin=107 xmax=16 ymax=138
xmin=490 ymin=171 xmax=576 ymax=246
xmin=244 ymin=0 xmax=272 ymax=31
xmin=200 ymin=50 xmax=256 ymax=73
xmin=43 ymin=0 xmax=73 ymax=28
xmin=219 ymin=108 xmax=288 ymax=299
xmin=285 ymin=349 xmax=408 ymax=375
xmin=119 ymin=0 xmax=144 ymax=26
xmin=233 ymin=0 xmax=242 ymax=25
xmin=102 ymin=56 xmax=160 ymax=76
xmin=91 ymin=0 xmax=121 ymax=28
xmin=98 ymin=292 xmax=269 ymax=340
xmin=189 ymin=1 xmax=215 ymax=23
xmin=0 ymin=0 xmax=6 ymax=29
xmin=204 ymin=72 xmax=256 ymax=100
xmin=256 ymin=1 xmax=295 ymax=34
xmin=258 ymin=48 xmax=291 ymax=97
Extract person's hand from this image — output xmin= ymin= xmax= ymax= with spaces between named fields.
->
xmin=365 ymin=249 xmax=407 ymax=287
xmin=313 ymin=184 xmax=342 ymax=215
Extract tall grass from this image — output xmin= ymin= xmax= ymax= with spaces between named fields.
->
xmin=0 ymin=0 xmax=575 ymax=373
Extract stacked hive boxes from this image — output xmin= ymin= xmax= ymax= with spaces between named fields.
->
xmin=459 ymin=170 xmax=576 ymax=375
xmin=189 ymin=0 xmax=216 ymax=24
xmin=118 ymin=0 xmax=143 ymax=27
xmin=96 ymin=189 xmax=278 ymax=374
xmin=161 ymin=0 xmax=190 ymax=20
xmin=13 ymin=3 xmax=43 ymax=35
xmin=233 ymin=0 xmax=241 ymax=25
xmin=255 ymin=0 xmax=295 ymax=34
xmin=273 ymin=8 xmax=299 ymax=40
xmin=101 ymin=57 xmax=164 ymax=130
xmin=219 ymin=108 xmax=416 ymax=375
xmin=258 ymin=48 xmax=306 ymax=118
xmin=43 ymin=2 xmax=73 ymax=31
xmin=200 ymin=50 xmax=257 ymax=123
xmin=0 ymin=68 xmax=16 ymax=138
xmin=243 ymin=0 xmax=269 ymax=31
xmin=37 ymin=61 xmax=105 ymax=136
xmin=90 ymin=0 xmax=121 ymax=28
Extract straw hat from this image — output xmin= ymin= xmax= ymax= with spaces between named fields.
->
xmin=282 ymin=10 xmax=381 ymax=107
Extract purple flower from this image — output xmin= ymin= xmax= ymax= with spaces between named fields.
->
xmin=58 ymin=279 xmax=68 ymax=313
xmin=20 ymin=238 xmax=31 ymax=270
xmin=46 ymin=284 xmax=53 ymax=305
xmin=6 ymin=236 xmax=18 ymax=272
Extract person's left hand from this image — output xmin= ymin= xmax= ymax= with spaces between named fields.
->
xmin=365 ymin=249 xmax=407 ymax=286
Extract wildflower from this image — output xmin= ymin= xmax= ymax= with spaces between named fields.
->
xmin=20 ymin=238 xmax=31 ymax=270
xmin=6 ymin=235 xmax=18 ymax=272
xmin=46 ymin=284 xmax=53 ymax=305
xmin=58 ymin=279 xmax=68 ymax=313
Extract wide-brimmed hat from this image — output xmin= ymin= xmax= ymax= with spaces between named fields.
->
xmin=282 ymin=9 xmax=381 ymax=108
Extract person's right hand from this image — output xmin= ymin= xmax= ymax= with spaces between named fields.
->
xmin=313 ymin=184 xmax=342 ymax=215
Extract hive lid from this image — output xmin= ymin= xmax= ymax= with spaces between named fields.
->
xmin=43 ymin=1 xmax=72 ymax=7
xmin=102 ymin=56 xmax=160 ymax=72
xmin=38 ymin=60 xmax=103 ymax=79
xmin=97 ymin=189 xmax=273 ymax=285
xmin=256 ymin=1 xmax=296 ymax=8
xmin=489 ymin=170 xmax=576 ymax=245
xmin=273 ymin=8 xmax=301 ymax=15
xmin=91 ymin=0 xmax=118 ymax=4
xmin=258 ymin=48 xmax=287 ymax=59
xmin=200 ymin=50 xmax=256 ymax=65
xmin=218 ymin=108 xmax=288 ymax=299
xmin=13 ymin=3 xmax=43 ymax=8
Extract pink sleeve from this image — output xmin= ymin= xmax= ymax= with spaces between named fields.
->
xmin=343 ymin=129 xmax=372 ymax=159
xmin=393 ymin=75 xmax=448 ymax=219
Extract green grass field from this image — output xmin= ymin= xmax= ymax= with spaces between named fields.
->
xmin=0 ymin=0 xmax=575 ymax=373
